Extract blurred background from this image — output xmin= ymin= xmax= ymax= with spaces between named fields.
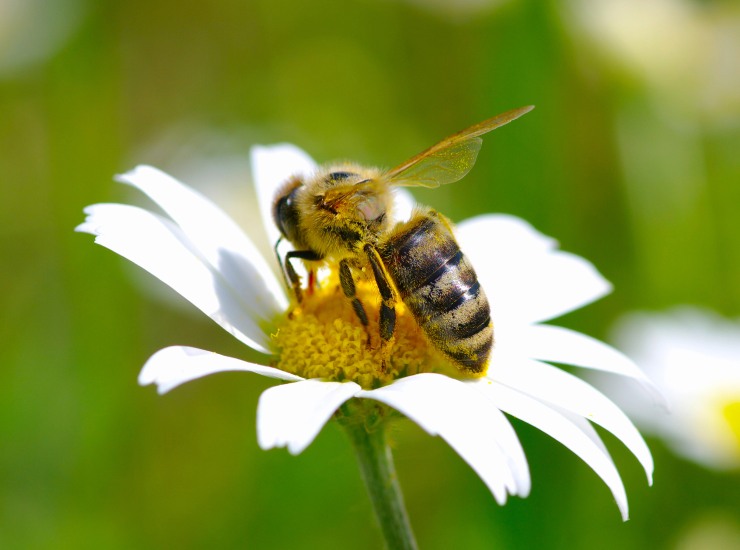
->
xmin=1 ymin=0 xmax=739 ymax=548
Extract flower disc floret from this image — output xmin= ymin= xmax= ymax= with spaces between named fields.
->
xmin=273 ymin=275 xmax=453 ymax=389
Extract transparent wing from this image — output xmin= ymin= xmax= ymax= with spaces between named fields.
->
xmin=386 ymin=105 xmax=534 ymax=188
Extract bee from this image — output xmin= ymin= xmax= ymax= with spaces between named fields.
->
xmin=272 ymin=105 xmax=533 ymax=374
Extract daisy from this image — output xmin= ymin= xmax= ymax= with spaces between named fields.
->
xmin=77 ymin=144 xmax=654 ymax=540
xmin=604 ymin=308 xmax=740 ymax=470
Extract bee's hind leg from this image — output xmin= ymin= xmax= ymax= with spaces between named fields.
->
xmin=364 ymin=245 xmax=396 ymax=372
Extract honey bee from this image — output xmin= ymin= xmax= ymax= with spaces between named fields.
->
xmin=272 ymin=105 xmax=533 ymax=374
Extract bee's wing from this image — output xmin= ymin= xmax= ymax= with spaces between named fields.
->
xmin=386 ymin=105 xmax=534 ymax=188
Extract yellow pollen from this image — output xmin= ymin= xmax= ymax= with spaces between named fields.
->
xmin=272 ymin=275 xmax=455 ymax=389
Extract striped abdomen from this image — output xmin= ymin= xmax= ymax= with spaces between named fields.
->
xmin=379 ymin=210 xmax=493 ymax=374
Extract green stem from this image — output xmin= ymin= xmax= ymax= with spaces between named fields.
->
xmin=345 ymin=421 xmax=418 ymax=550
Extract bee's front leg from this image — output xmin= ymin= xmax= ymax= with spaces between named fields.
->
xmin=284 ymin=249 xmax=322 ymax=303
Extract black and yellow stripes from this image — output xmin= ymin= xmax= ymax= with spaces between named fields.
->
xmin=379 ymin=209 xmax=492 ymax=374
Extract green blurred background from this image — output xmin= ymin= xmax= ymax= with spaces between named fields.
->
xmin=2 ymin=0 xmax=739 ymax=548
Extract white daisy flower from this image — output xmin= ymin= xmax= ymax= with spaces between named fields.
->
xmin=77 ymin=144 xmax=655 ymax=521
xmin=606 ymin=308 xmax=740 ymax=470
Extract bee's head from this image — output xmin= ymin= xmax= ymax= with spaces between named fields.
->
xmin=327 ymin=170 xmax=357 ymax=183
xmin=317 ymin=166 xmax=388 ymax=225
xmin=323 ymin=169 xmax=371 ymax=188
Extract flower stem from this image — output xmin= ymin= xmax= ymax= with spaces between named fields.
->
xmin=345 ymin=421 xmax=418 ymax=550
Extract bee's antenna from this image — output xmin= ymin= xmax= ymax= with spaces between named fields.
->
xmin=274 ymin=236 xmax=290 ymax=290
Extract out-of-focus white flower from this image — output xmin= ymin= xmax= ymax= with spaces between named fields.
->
xmin=675 ymin=513 xmax=740 ymax=550
xmin=562 ymin=0 xmax=740 ymax=125
xmin=399 ymin=0 xmax=512 ymax=20
xmin=78 ymin=144 xmax=655 ymax=519
xmin=0 ymin=0 xmax=85 ymax=77
xmin=605 ymin=308 xmax=740 ymax=470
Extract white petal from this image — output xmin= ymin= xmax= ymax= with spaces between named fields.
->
xmin=360 ymin=373 xmax=529 ymax=503
xmin=257 ymin=379 xmax=361 ymax=455
xmin=77 ymin=203 xmax=273 ymax=353
xmin=492 ymin=357 xmax=653 ymax=484
xmin=116 ymin=165 xmax=288 ymax=320
xmin=139 ymin=346 xmax=302 ymax=394
xmin=474 ymin=379 xmax=629 ymax=521
xmin=457 ymin=214 xmax=612 ymax=324
xmin=392 ymin=188 xmax=416 ymax=223
xmin=500 ymin=323 xmax=664 ymax=402
xmin=250 ymin=144 xmax=318 ymax=258
xmin=458 ymin=214 xmax=557 ymax=256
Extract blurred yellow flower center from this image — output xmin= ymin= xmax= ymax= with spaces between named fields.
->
xmin=722 ymin=401 xmax=740 ymax=450
xmin=272 ymin=275 xmax=453 ymax=389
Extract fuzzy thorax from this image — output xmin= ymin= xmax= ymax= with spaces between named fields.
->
xmin=272 ymin=275 xmax=456 ymax=389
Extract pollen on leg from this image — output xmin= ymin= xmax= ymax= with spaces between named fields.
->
xmin=272 ymin=276 xmax=451 ymax=389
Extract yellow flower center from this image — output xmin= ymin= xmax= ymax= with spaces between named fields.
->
xmin=272 ymin=274 xmax=457 ymax=389
xmin=722 ymin=400 xmax=740 ymax=450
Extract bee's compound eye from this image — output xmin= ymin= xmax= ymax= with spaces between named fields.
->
xmin=272 ymin=181 xmax=302 ymax=242
xmin=328 ymin=171 xmax=356 ymax=181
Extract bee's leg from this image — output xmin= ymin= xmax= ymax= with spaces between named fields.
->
xmin=307 ymin=270 xmax=317 ymax=296
xmin=365 ymin=245 xmax=396 ymax=370
xmin=339 ymin=260 xmax=369 ymax=332
xmin=284 ymin=250 xmax=322 ymax=303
